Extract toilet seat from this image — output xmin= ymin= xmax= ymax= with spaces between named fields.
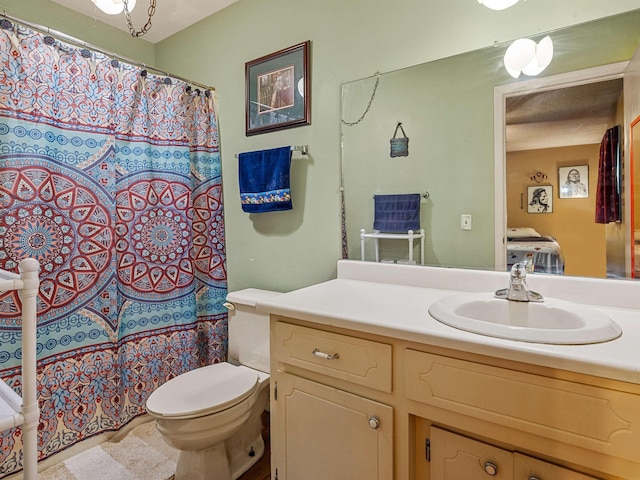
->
xmin=146 ymin=362 xmax=258 ymax=419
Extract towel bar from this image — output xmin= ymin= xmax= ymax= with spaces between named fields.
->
xmin=235 ymin=145 xmax=308 ymax=158
xmin=371 ymin=191 xmax=430 ymax=200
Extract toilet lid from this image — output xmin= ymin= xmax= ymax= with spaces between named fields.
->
xmin=146 ymin=362 xmax=259 ymax=418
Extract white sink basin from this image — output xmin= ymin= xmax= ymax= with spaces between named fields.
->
xmin=428 ymin=293 xmax=622 ymax=345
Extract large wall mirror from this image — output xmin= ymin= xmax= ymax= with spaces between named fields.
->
xmin=341 ymin=9 xmax=640 ymax=281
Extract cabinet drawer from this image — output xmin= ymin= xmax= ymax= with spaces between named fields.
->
xmin=274 ymin=322 xmax=392 ymax=392
xmin=405 ymin=349 xmax=640 ymax=464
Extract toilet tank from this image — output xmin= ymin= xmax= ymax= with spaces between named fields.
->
xmin=225 ymin=288 xmax=282 ymax=373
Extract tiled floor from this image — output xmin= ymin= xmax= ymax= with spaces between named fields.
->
xmin=37 ymin=411 xmax=272 ymax=480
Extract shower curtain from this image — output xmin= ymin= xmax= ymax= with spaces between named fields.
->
xmin=0 ymin=22 xmax=227 ymax=477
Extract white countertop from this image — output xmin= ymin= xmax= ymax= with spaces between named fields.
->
xmin=257 ymin=260 xmax=640 ymax=384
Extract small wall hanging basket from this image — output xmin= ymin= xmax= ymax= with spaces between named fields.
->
xmin=390 ymin=122 xmax=409 ymax=157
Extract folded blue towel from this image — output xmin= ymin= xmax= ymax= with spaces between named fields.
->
xmin=238 ymin=146 xmax=293 ymax=213
xmin=373 ymin=194 xmax=421 ymax=232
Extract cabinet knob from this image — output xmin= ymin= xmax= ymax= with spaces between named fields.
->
xmin=484 ymin=462 xmax=498 ymax=476
xmin=368 ymin=416 xmax=380 ymax=429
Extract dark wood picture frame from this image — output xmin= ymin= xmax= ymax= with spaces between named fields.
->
xmin=245 ymin=41 xmax=311 ymax=136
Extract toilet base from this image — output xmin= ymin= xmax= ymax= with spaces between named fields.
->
xmin=175 ymin=442 xmax=230 ymax=480
xmin=174 ymin=429 xmax=264 ymax=480
xmin=227 ymin=405 xmax=266 ymax=479
xmin=230 ymin=434 xmax=265 ymax=480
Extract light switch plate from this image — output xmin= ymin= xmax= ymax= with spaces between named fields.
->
xmin=461 ymin=214 xmax=472 ymax=230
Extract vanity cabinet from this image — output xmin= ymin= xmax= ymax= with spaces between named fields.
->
xmin=270 ymin=320 xmax=394 ymax=480
xmin=270 ymin=315 xmax=640 ymax=480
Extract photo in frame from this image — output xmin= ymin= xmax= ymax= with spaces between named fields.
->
xmin=527 ymin=185 xmax=553 ymax=213
xmin=558 ymin=165 xmax=589 ymax=198
xmin=245 ymin=41 xmax=311 ymax=136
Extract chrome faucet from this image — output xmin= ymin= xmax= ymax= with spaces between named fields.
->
xmin=495 ymin=262 xmax=544 ymax=302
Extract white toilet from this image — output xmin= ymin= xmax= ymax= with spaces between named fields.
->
xmin=146 ymin=288 xmax=280 ymax=480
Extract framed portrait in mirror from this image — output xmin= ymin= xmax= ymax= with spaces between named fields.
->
xmin=559 ymin=165 xmax=589 ymax=198
xmin=527 ymin=185 xmax=553 ymax=213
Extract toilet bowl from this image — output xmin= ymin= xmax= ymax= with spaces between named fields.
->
xmin=146 ymin=288 xmax=280 ymax=480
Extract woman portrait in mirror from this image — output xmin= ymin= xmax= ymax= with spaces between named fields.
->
xmin=559 ymin=166 xmax=589 ymax=198
xmin=528 ymin=186 xmax=553 ymax=213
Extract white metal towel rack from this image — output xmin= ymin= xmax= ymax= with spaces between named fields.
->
xmin=0 ymin=258 xmax=40 ymax=480
xmin=360 ymin=229 xmax=425 ymax=265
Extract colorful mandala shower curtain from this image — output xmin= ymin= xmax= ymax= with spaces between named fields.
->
xmin=0 ymin=23 xmax=227 ymax=477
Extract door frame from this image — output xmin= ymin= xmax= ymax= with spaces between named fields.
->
xmin=630 ymin=115 xmax=640 ymax=276
xmin=493 ymin=62 xmax=629 ymax=271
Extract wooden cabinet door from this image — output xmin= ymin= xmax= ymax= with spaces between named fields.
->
xmin=514 ymin=453 xmax=601 ymax=480
xmin=273 ymin=371 xmax=393 ymax=480
xmin=430 ymin=427 xmax=513 ymax=480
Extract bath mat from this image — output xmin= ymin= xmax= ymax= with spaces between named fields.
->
xmin=37 ymin=421 xmax=178 ymax=480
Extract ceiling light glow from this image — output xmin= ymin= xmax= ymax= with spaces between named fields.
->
xmin=92 ymin=0 xmax=136 ymax=15
xmin=503 ymin=36 xmax=554 ymax=79
xmin=477 ymin=0 xmax=520 ymax=10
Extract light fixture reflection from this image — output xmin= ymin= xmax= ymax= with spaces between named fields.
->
xmin=92 ymin=0 xmax=136 ymax=15
xmin=503 ymin=35 xmax=553 ymax=79
xmin=477 ymin=0 xmax=519 ymax=10
xmin=297 ymin=78 xmax=305 ymax=98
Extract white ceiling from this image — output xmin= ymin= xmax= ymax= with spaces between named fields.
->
xmin=50 ymin=0 xmax=238 ymax=44
xmin=505 ymin=79 xmax=624 ymax=152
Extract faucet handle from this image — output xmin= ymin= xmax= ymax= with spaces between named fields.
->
xmin=510 ymin=262 xmax=526 ymax=280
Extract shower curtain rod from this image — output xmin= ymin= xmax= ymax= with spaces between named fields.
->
xmin=1 ymin=10 xmax=216 ymax=92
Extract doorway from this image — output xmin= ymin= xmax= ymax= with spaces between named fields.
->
xmin=494 ymin=62 xmax=628 ymax=276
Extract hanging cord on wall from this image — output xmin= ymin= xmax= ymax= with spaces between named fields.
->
xmin=123 ymin=0 xmax=156 ymax=38
xmin=341 ymin=72 xmax=381 ymax=126
xmin=0 ymin=10 xmax=215 ymax=93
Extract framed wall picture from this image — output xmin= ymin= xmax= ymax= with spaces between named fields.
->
xmin=245 ymin=41 xmax=311 ymax=136
xmin=559 ymin=165 xmax=589 ymax=198
xmin=527 ymin=185 xmax=553 ymax=213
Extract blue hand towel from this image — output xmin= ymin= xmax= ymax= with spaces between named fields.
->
xmin=373 ymin=193 xmax=421 ymax=232
xmin=238 ymin=147 xmax=293 ymax=213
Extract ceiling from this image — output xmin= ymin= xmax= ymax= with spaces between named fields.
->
xmin=505 ymin=79 xmax=623 ymax=152
xmin=50 ymin=0 xmax=237 ymax=44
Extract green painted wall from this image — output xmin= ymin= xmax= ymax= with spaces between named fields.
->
xmin=154 ymin=0 xmax=640 ymax=293
xmin=5 ymin=0 xmax=640 ymax=292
